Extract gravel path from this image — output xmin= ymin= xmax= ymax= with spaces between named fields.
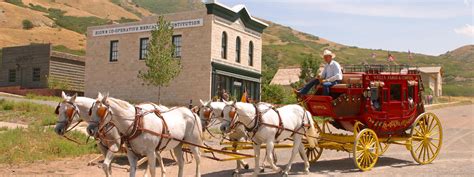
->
xmin=0 ymin=102 xmax=472 ymax=177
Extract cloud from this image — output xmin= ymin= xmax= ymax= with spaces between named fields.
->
xmin=454 ymin=24 xmax=474 ymax=37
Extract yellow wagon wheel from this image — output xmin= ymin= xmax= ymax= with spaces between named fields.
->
xmin=409 ymin=112 xmax=442 ymax=164
xmin=305 ymin=146 xmax=323 ymax=163
xmin=304 ymin=120 xmax=324 ymax=163
xmin=353 ymin=129 xmax=379 ymax=171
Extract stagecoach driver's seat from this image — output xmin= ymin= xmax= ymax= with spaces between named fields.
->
xmin=295 ymin=49 xmax=343 ymax=97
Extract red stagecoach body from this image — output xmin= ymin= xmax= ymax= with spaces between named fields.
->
xmin=303 ymin=65 xmax=425 ymax=137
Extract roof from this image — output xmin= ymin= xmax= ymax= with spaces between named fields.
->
xmin=204 ymin=0 xmax=268 ymax=33
xmin=51 ymin=51 xmax=85 ymax=63
xmin=416 ymin=66 xmax=442 ymax=73
xmin=270 ymin=68 xmax=301 ymax=86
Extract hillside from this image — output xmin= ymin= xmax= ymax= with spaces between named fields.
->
xmin=0 ymin=0 xmax=472 ymax=96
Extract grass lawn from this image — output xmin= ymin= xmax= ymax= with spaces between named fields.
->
xmin=0 ymin=98 xmax=98 ymax=164
xmin=0 ymin=125 xmax=98 ymax=164
xmin=0 ymin=99 xmax=56 ymax=126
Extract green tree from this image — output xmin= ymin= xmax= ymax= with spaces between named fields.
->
xmin=22 ymin=19 xmax=34 ymax=30
xmin=299 ymin=54 xmax=320 ymax=82
xmin=138 ymin=16 xmax=181 ymax=103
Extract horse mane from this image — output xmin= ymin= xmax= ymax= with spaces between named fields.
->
xmin=108 ymin=97 xmax=133 ymax=109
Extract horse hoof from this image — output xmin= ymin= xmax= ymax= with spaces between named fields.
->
xmin=232 ymin=171 xmax=239 ymax=177
xmin=244 ymin=164 xmax=250 ymax=170
xmin=260 ymin=168 xmax=265 ymax=173
xmin=281 ymin=171 xmax=289 ymax=177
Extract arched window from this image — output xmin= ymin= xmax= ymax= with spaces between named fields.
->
xmin=235 ymin=37 xmax=241 ymax=63
xmin=248 ymin=41 xmax=254 ymax=66
xmin=221 ymin=32 xmax=227 ymax=59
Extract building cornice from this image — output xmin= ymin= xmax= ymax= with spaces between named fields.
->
xmin=205 ymin=1 xmax=268 ymax=33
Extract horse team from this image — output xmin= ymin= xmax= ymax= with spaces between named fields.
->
xmin=54 ymin=92 xmax=318 ymax=177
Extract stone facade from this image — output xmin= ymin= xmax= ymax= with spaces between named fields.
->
xmin=85 ymin=2 xmax=267 ymax=105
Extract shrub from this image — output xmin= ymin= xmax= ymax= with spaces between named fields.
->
xmin=22 ymin=19 xmax=34 ymax=30
xmin=46 ymin=8 xmax=109 ymax=34
xmin=261 ymin=84 xmax=297 ymax=104
xmin=5 ymin=0 xmax=26 ymax=7
xmin=28 ymin=3 xmax=48 ymax=13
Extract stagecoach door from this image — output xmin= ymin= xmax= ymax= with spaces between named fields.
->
xmin=387 ymin=82 xmax=404 ymax=118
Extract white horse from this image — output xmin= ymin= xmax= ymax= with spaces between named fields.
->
xmin=54 ymin=92 xmax=169 ymax=177
xmin=220 ymin=101 xmax=317 ymax=176
xmin=197 ymin=100 xmax=249 ymax=175
xmin=87 ymin=93 xmax=203 ymax=177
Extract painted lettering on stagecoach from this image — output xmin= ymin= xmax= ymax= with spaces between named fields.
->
xmin=92 ymin=18 xmax=204 ymax=37
xmin=365 ymin=75 xmax=418 ymax=81
xmin=312 ymin=105 xmax=327 ymax=110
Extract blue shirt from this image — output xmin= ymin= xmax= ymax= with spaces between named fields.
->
xmin=321 ymin=60 xmax=343 ymax=82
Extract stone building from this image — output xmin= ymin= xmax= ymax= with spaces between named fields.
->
xmin=85 ymin=1 xmax=267 ymax=105
xmin=417 ymin=66 xmax=443 ymax=97
xmin=0 ymin=44 xmax=85 ymax=93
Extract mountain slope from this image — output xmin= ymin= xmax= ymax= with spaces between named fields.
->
xmin=0 ymin=0 xmax=472 ymax=96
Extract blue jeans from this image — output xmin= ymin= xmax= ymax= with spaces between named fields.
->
xmin=299 ymin=79 xmax=340 ymax=95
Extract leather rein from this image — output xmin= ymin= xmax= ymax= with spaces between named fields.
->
xmin=90 ymin=103 xmax=196 ymax=155
xmin=225 ymin=103 xmax=312 ymax=142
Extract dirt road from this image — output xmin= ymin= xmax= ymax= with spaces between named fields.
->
xmin=1 ymin=104 xmax=472 ymax=177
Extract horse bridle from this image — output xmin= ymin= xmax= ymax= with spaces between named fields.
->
xmin=222 ymin=104 xmax=242 ymax=132
xmin=88 ymin=101 xmax=112 ymax=134
xmin=55 ymin=101 xmax=81 ymax=132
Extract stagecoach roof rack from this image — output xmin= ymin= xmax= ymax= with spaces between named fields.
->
xmin=343 ymin=64 xmax=420 ymax=74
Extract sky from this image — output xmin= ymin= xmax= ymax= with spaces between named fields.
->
xmin=218 ymin=0 xmax=474 ymax=56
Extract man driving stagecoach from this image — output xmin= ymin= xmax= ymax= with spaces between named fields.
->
xmin=295 ymin=49 xmax=343 ymax=96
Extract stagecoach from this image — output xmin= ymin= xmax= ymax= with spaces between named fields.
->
xmin=301 ymin=64 xmax=443 ymax=171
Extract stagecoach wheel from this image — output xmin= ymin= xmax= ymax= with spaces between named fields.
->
xmin=322 ymin=120 xmax=332 ymax=134
xmin=378 ymin=142 xmax=390 ymax=155
xmin=305 ymin=146 xmax=323 ymax=163
xmin=353 ymin=129 xmax=379 ymax=171
xmin=409 ymin=112 xmax=443 ymax=165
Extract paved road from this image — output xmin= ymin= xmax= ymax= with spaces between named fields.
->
xmin=1 ymin=104 xmax=472 ymax=177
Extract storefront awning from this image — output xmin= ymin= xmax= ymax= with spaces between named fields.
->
xmin=212 ymin=61 xmax=261 ymax=83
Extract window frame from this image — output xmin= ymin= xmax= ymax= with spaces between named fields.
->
xmin=139 ymin=37 xmax=149 ymax=60
xmin=8 ymin=69 xmax=16 ymax=83
xmin=221 ymin=32 xmax=227 ymax=59
xmin=172 ymin=35 xmax=182 ymax=58
xmin=248 ymin=41 xmax=254 ymax=66
xmin=235 ymin=37 xmax=241 ymax=63
xmin=109 ymin=40 xmax=119 ymax=62
xmin=32 ymin=68 xmax=41 ymax=82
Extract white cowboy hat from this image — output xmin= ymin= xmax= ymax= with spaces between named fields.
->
xmin=322 ymin=49 xmax=336 ymax=58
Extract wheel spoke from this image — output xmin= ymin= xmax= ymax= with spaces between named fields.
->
xmin=427 ymin=143 xmax=435 ymax=160
xmin=429 ymin=124 xmax=439 ymax=133
xmin=414 ymin=140 xmax=423 ymax=153
xmin=427 ymin=117 xmax=435 ymax=132
xmin=418 ymin=143 xmax=424 ymax=160
xmin=429 ymin=140 xmax=439 ymax=149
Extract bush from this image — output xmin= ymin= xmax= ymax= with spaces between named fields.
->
xmin=28 ymin=3 xmax=48 ymax=13
xmin=22 ymin=19 xmax=34 ymax=30
xmin=5 ymin=0 xmax=26 ymax=7
xmin=261 ymin=84 xmax=297 ymax=104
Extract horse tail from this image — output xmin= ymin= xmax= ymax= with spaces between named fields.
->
xmin=304 ymin=110 xmax=318 ymax=148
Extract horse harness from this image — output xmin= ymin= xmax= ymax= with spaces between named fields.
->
xmin=231 ymin=104 xmax=311 ymax=142
xmin=121 ymin=106 xmax=173 ymax=155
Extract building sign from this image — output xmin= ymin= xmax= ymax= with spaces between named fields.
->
xmin=92 ymin=18 xmax=203 ymax=37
